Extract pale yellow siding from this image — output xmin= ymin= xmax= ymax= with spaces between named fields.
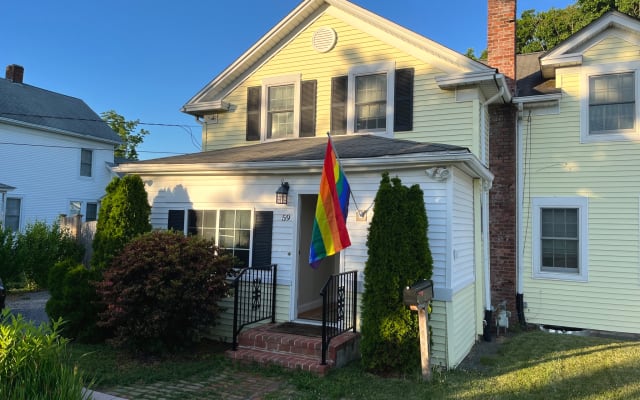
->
xmin=203 ymin=10 xmax=477 ymax=156
xmin=447 ymin=284 xmax=477 ymax=368
xmin=430 ymin=300 xmax=447 ymax=368
xmin=521 ymin=35 xmax=640 ymax=333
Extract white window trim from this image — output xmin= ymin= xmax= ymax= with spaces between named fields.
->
xmin=5 ymin=196 xmax=23 ymax=232
xmin=532 ymin=197 xmax=588 ymax=282
xmin=580 ymin=62 xmax=640 ymax=143
xmin=347 ymin=61 xmax=395 ymax=136
xmin=80 ymin=148 xmax=94 ymax=178
xmin=260 ymin=74 xmax=301 ymax=141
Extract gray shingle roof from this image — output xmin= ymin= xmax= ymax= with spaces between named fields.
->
xmin=131 ymin=135 xmax=469 ymax=165
xmin=516 ymin=52 xmax=560 ymax=97
xmin=0 ymin=77 xmax=121 ymax=143
xmin=0 ymin=183 xmax=15 ymax=191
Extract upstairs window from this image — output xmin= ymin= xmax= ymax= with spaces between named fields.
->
xmin=267 ymin=84 xmax=295 ymax=139
xmin=589 ymin=72 xmax=635 ymax=134
xmin=331 ymin=64 xmax=413 ymax=135
xmin=245 ymin=75 xmax=317 ymax=142
xmin=355 ymin=73 xmax=387 ymax=132
xmin=80 ymin=149 xmax=93 ymax=177
xmin=581 ymin=65 xmax=639 ymax=143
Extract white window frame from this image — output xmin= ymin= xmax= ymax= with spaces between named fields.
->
xmin=5 ymin=196 xmax=22 ymax=232
xmin=80 ymin=148 xmax=93 ymax=177
xmin=260 ymin=74 xmax=301 ymax=141
xmin=347 ymin=61 xmax=395 ymax=136
xmin=581 ymin=62 xmax=640 ymax=143
xmin=532 ymin=197 xmax=588 ymax=282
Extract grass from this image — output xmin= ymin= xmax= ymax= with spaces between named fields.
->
xmin=68 ymin=329 xmax=640 ymax=399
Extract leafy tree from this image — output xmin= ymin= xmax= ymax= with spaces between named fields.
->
xmin=101 ymin=110 xmax=149 ymax=161
xmin=517 ymin=0 xmax=640 ymax=54
xmin=360 ymin=173 xmax=433 ymax=374
xmin=91 ymin=175 xmax=151 ymax=271
xmin=464 ymin=47 xmax=488 ymax=61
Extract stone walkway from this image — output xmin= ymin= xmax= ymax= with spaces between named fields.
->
xmin=100 ymin=370 xmax=293 ymax=400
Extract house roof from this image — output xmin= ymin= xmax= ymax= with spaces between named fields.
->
xmin=516 ymin=52 xmax=560 ymax=97
xmin=130 ymin=134 xmax=467 ymax=165
xmin=182 ymin=0 xmax=503 ymax=115
xmin=0 ymin=183 xmax=15 ymax=191
xmin=0 ymin=77 xmax=121 ymax=144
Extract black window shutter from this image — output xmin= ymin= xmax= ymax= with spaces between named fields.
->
xmin=167 ymin=210 xmax=185 ymax=232
xmin=246 ymin=86 xmax=261 ymax=141
xmin=394 ymin=68 xmax=414 ymax=132
xmin=252 ymin=211 xmax=273 ymax=267
xmin=331 ymin=76 xmax=348 ymax=135
xmin=300 ymin=80 xmax=317 ymax=137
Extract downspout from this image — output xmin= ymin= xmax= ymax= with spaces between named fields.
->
xmin=481 ymin=84 xmax=505 ymax=341
xmin=516 ymin=103 xmax=527 ymax=328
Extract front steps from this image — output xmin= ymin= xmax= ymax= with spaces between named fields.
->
xmin=226 ymin=323 xmax=360 ymax=376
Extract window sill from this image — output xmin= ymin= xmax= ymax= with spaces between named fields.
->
xmin=533 ymin=270 xmax=588 ymax=282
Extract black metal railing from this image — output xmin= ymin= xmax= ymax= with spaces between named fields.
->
xmin=231 ymin=264 xmax=277 ymax=350
xmin=320 ymin=270 xmax=358 ymax=365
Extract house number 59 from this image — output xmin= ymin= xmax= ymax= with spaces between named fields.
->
xmin=282 ymin=214 xmax=291 ymax=221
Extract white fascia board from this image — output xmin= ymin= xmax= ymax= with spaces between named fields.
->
xmin=0 ymin=117 xmax=121 ymax=146
xmin=436 ymin=72 xmax=512 ymax=103
xmin=115 ymin=151 xmax=493 ymax=182
xmin=181 ymin=100 xmax=231 ymax=116
xmin=540 ymin=53 xmax=583 ymax=79
xmin=513 ymin=93 xmax=562 ymax=106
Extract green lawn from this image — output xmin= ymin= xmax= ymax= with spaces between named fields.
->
xmin=69 ymin=330 xmax=640 ymax=399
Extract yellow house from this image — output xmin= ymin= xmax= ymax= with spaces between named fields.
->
xmin=515 ymin=11 xmax=640 ymax=334
xmin=117 ymin=0 xmax=511 ymax=369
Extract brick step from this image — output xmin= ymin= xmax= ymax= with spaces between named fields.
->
xmin=237 ymin=325 xmax=323 ymax=358
xmin=226 ymin=347 xmax=331 ymax=376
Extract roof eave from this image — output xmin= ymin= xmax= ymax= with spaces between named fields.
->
xmin=0 ymin=117 xmax=122 ymax=146
xmin=540 ymin=54 xmax=583 ymax=79
xmin=115 ymin=151 xmax=494 ymax=182
xmin=181 ymin=100 xmax=232 ymax=116
xmin=436 ymin=71 xmax=512 ymax=103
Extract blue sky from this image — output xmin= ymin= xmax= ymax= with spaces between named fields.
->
xmin=4 ymin=0 xmax=574 ymax=160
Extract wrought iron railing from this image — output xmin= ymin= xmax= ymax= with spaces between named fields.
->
xmin=231 ymin=264 xmax=277 ymax=350
xmin=320 ymin=270 xmax=358 ymax=365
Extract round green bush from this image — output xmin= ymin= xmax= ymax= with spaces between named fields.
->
xmin=96 ymin=230 xmax=234 ymax=354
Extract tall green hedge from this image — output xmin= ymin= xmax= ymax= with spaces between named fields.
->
xmin=91 ymin=175 xmax=151 ymax=271
xmin=360 ymin=172 xmax=433 ymax=374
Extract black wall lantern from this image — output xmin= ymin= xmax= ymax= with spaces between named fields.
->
xmin=276 ymin=181 xmax=290 ymax=205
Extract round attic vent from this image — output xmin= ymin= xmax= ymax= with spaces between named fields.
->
xmin=312 ymin=27 xmax=337 ymax=53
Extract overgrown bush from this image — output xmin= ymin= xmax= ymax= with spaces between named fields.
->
xmin=0 ymin=224 xmax=18 ymax=283
xmin=13 ymin=221 xmax=84 ymax=288
xmin=91 ymin=175 xmax=151 ymax=271
xmin=46 ymin=260 xmax=104 ymax=342
xmin=0 ymin=310 xmax=90 ymax=399
xmin=96 ymin=230 xmax=233 ymax=354
xmin=360 ymin=173 xmax=433 ymax=374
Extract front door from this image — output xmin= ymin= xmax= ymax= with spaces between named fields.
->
xmin=296 ymin=194 xmax=338 ymax=321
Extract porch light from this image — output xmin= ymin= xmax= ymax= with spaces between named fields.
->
xmin=276 ymin=181 xmax=290 ymax=205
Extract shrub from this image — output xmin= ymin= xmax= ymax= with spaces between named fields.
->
xmin=96 ymin=230 xmax=233 ymax=354
xmin=91 ymin=175 xmax=151 ymax=271
xmin=0 ymin=224 xmax=18 ymax=283
xmin=46 ymin=260 xmax=104 ymax=342
xmin=14 ymin=221 xmax=84 ymax=288
xmin=360 ymin=173 xmax=433 ymax=374
xmin=0 ymin=310 xmax=90 ymax=399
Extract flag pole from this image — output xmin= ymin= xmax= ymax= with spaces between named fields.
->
xmin=326 ymin=132 xmax=362 ymax=214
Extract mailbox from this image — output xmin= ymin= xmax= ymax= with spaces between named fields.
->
xmin=403 ymin=279 xmax=434 ymax=310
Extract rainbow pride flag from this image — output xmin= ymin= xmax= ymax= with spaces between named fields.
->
xmin=309 ymin=139 xmax=351 ymax=268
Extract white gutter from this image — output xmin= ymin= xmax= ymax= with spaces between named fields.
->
xmin=516 ymin=105 xmax=526 ymax=296
xmin=115 ymin=150 xmax=493 ymax=181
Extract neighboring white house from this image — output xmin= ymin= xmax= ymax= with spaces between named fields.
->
xmin=0 ymin=64 xmax=121 ymax=231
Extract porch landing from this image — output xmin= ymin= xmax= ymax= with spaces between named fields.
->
xmin=226 ymin=323 xmax=360 ymax=376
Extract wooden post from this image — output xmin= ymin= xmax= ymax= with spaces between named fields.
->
xmin=417 ymin=306 xmax=431 ymax=381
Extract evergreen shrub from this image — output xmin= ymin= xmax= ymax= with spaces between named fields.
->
xmin=360 ymin=172 xmax=433 ymax=374
xmin=96 ymin=230 xmax=234 ymax=354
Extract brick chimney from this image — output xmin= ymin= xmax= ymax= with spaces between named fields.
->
xmin=5 ymin=64 xmax=24 ymax=83
xmin=487 ymin=0 xmax=516 ymax=94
